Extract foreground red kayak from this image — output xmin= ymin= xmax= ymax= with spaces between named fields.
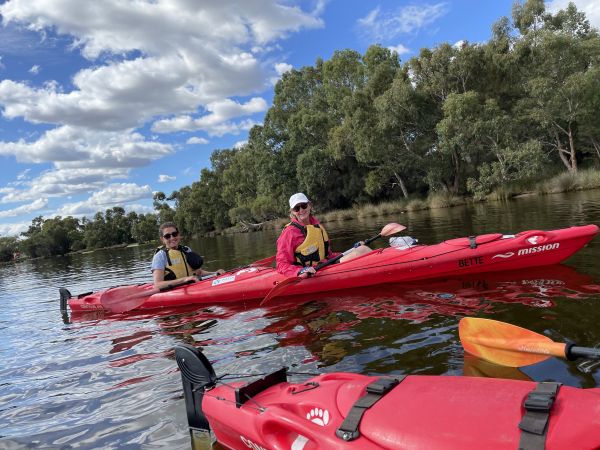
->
xmin=62 ymin=224 xmax=598 ymax=312
xmin=175 ymin=345 xmax=600 ymax=450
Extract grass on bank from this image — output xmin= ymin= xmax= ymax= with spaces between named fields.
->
xmin=222 ymin=168 xmax=600 ymax=235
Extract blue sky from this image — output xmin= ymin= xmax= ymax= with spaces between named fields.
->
xmin=0 ymin=0 xmax=597 ymax=236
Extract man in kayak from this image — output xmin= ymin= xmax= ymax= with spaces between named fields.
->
xmin=276 ymin=193 xmax=372 ymax=278
xmin=151 ymin=222 xmax=224 ymax=289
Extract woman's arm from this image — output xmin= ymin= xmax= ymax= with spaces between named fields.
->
xmin=195 ymin=268 xmax=225 ymax=277
xmin=151 ymin=251 xmax=195 ymax=289
xmin=276 ymin=227 xmax=305 ymax=277
xmin=152 ymin=268 xmax=196 ymax=289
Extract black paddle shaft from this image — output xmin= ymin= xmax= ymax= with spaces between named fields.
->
xmin=566 ymin=344 xmax=600 ymax=360
xmin=315 ymin=233 xmax=382 ymax=271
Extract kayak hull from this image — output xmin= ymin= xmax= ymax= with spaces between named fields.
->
xmin=175 ymin=346 xmax=600 ymax=450
xmin=67 ymin=224 xmax=598 ymax=312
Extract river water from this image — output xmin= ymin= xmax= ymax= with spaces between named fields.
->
xmin=1 ymin=191 xmax=600 ymax=449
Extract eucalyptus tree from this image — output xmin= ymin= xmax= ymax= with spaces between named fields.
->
xmin=366 ymin=71 xmax=435 ymax=198
xmin=409 ymin=41 xmax=492 ymax=194
xmin=152 ymin=191 xmax=175 ymax=224
xmin=326 ymin=46 xmax=404 ymax=203
xmin=0 ymin=236 xmax=19 ymax=262
xmin=20 ymin=215 xmax=83 ymax=257
xmin=514 ymin=1 xmax=600 ymax=172
xmin=131 ymin=213 xmax=159 ymax=243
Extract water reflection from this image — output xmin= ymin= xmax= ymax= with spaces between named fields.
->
xmin=3 ymin=190 xmax=600 ymax=449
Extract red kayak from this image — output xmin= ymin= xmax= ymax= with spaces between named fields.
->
xmin=63 ymin=224 xmax=598 ymax=312
xmin=63 ymin=264 xmax=600 ymax=323
xmin=175 ymin=345 xmax=600 ymax=450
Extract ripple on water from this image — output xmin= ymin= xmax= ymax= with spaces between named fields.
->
xmin=2 ymin=192 xmax=600 ymax=448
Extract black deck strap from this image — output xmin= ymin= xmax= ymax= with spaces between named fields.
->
xmin=469 ymin=236 xmax=477 ymax=249
xmin=518 ymin=382 xmax=561 ymax=450
xmin=336 ymin=376 xmax=405 ymax=442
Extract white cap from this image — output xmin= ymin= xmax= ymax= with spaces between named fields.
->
xmin=289 ymin=192 xmax=310 ymax=209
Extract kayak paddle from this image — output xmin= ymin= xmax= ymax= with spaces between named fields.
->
xmin=459 ymin=317 xmax=600 ymax=367
xmin=100 ymin=277 xmax=203 ymax=313
xmin=260 ymin=222 xmax=407 ymax=306
xmin=249 ymin=254 xmax=276 ymax=267
xmin=101 ymin=254 xmax=276 ymax=314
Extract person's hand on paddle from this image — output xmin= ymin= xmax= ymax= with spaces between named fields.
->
xmin=297 ymin=266 xmax=316 ymax=278
xmin=195 ymin=268 xmax=225 ymax=278
xmin=181 ymin=275 xmax=198 ymax=284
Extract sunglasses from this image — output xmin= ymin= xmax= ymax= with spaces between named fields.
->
xmin=292 ymin=202 xmax=309 ymax=212
xmin=162 ymin=230 xmax=179 ymax=239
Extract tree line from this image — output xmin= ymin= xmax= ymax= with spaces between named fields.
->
xmin=162 ymin=0 xmax=600 ymax=234
xmin=2 ymin=0 xmax=599 ymax=262
xmin=0 ymin=208 xmax=158 ymax=261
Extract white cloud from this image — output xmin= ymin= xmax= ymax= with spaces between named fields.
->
xmin=357 ymin=3 xmax=449 ymax=41
xmin=0 ymin=125 xmax=173 ymax=167
xmin=0 ymin=167 xmax=132 ymax=204
xmin=547 ymin=0 xmax=600 ymax=28
xmin=275 ymin=62 xmax=293 ymax=75
xmin=0 ymin=221 xmax=30 ymax=237
xmin=0 ymin=197 xmax=47 ymax=218
xmin=0 ymin=0 xmax=325 ymax=223
xmin=271 ymin=62 xmax=294 ymax=84
xmin=0 ymin=1 xmax=322 ymax=132
xmin=387 ymin=44 xmax=411 ymax=56
xmin=233 ymin=140 xmax=248 ymax=149
xmin=152 ymin=97 xmax=267 ymax=135
xmin=158 ymin=174 xmax=176 ymax=183
xmin=16 ymin=168 xmax=31 ymax=181
xmin=54 ymin=183 xmax=152 ymax=216
xmin=186 ymin=136 xmax=209 ymax=145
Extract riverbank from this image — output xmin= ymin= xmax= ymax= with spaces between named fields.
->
xmin=214 ymin=168 xmax=600 ymax=236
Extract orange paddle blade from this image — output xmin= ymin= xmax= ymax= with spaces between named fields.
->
xmin=380 ymin=222 xmax=407 ymax=237
xmin=459 ymin=317 xmax=567 ymax=367
xmin=100 ymin=284 xmax=157 ymax=313
xmin=260 ymin=277 xmax=300 ymax=306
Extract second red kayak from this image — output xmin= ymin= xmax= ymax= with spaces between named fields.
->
xmin=63 ymin=224 xmax=598 ymax=312
xmin=175 ymin=344 xmax=600 ymax=450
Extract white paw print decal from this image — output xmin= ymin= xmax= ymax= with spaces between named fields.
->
xmin=306 ymin=408 xmax=329 ymax=426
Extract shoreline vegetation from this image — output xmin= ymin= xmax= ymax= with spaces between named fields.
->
xmin=3 ymin=1 xmax=600 ymax=262
xmin=213 ymin=169 xmax=600 ymax=236
xmin=2 ymin=169 xmax=600 ymax=264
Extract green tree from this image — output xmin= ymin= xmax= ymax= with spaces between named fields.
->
xmin=514 ymin=1 xmax=600 ymax=172
xmin=131 ymin=213 xmax=159 ymax=243
xmin=0 ymin=236 xmax=19 ymax=262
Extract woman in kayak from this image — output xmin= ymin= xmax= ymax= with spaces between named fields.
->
xmin=276 ymin=193 xmax=372 ymax=278
xmin=151 ymin=222 xmax=224 ymax=289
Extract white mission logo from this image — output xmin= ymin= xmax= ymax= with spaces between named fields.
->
xmin=492 ymin=242 xmax=560 ymax=259
xmin=517 ymin=242 xmax=560 ymax=256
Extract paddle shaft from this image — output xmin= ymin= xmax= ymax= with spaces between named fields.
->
xmin=315 ymin=233 xmax=381 ymax=271
xmin=568 ymin=345 xmax=600 ymax=360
